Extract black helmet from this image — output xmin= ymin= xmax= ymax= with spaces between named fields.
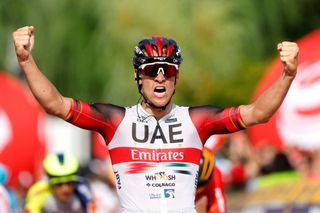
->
xmin=132 ymin=36 xmax=183 ymax=69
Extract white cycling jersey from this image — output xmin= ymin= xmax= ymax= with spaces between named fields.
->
xmin=66 ymin=101 xmax=246 ymax=212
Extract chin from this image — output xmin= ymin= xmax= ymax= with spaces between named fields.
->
xmin=153 ymin=99 xmax=170 ymax=106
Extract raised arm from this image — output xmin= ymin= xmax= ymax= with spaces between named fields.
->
xmin=240 ymin=41 xmax=299 ymax=127
xmin=12 ymin=26 xmax=72 ymax=119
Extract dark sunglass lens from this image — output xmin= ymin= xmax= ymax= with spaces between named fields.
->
xmin=142 ymin=65 xmax=159 ymax=77
xmin=164 ymin=65 xmax=177 ymax=77
xmin=141 ymin=64 xmax=177 ymax=78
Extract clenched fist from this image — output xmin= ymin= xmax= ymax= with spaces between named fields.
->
xmin=12 ymin=26 xmax=35 ymax=63
xmin=277 ymin=41 xmax=299 ymax=78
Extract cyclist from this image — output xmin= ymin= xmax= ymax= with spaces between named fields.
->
xmin=196 ymin=147 xmax=226 ymax=213
xmin=13 ymin=26 xmax=298 ymax=212
xmin=25 ymin=153 xmax=95 ymax=213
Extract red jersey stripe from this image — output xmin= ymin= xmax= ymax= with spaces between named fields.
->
xmin=109 ymin=147 xmax=202 ymax=165
xmin=222 ymin=107 xmax=246 ymax=132
xmin=64 ymin=99 xmax=75 ymax=121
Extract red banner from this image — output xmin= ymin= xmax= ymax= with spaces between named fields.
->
xmin=248 ymin=30 xmax=320 ymax=150
xmin=0 ymin=72 xmax=46 ymax=189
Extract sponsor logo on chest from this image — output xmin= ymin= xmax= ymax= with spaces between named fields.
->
xmin=131 ymin=122 xmax=183 ymax=144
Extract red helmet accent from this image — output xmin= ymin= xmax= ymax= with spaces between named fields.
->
xmin=155 ymin=37 xmax=163 ymax=56
xmin=144 ymin=43 xmax=154 ymax=57
xmin=132 ymin=36 xmax=183 ymax=68
xmin=166 ymin=43 xmax=173 ymax=56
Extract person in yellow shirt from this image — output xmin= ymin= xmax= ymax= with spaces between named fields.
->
xmin=25 ymin=153 xmax=95 ymax=213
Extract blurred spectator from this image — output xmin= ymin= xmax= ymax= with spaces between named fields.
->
xmin=227 ymin=131 xmax=259 ymax=191
xmin=88 ymin=133 xmax=121 ymax=212
xmin=0 ymin=183 xmax=11 ymax=212
xmin=25 ymin=153 xmax=95 ymax=213
xmin=287 ymin=147 xmax=320 ymax=180
xmin=248 ymin=144 xmax=297 ymax=191
xmin=83 ymin=158 xmax=121 ymax=213
xmin=257 ymin=144 xmax=293 ymax=176
xmin=224 ymin=131 xmax=295 ymax=191
xmin=0 ymin=163 xmax=18 ymax=213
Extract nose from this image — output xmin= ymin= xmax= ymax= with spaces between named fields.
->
xmin=154 ymin=68 xmax=166 ymax=81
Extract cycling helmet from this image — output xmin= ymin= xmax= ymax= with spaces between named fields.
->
xmin=132 ymin=36 xmax=183 ymax=69
xmin=198 ymin=147 xmax=215 ymax=187
xmin=43 ymin=153 xmax=79 ymax=185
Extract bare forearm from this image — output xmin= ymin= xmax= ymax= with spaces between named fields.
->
xmin=240 ymin=41 xmax=299 ymax=127
xmin=20 ymin=56 xmax=71 ymax=118
xmin=13 ymin=26 xmax=71 ymax=119
xmin=241 ymin=73 xmax=294 ymax=125
xmin=256 ymin=73 xmax=293 ymax=117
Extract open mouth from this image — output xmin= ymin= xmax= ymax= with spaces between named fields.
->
xmin=154 ymin=86 xmax=166 ymax=93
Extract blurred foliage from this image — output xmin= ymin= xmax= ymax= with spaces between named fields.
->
xmin=1 ymin=0 xmax=319 ymax=107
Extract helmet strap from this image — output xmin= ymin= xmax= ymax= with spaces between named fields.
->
xmin=134 ymin=71 xmax=177 ymax=111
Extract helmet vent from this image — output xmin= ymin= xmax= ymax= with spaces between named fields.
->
xmin=132 ymin=36 xmax=183 ymax=69
xmin=57 ymin=153 xmax=65 ymax=165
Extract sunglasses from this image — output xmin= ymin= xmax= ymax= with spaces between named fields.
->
xmin=54 ymin=181 xmax=76 ymax=187
xmin=139 ymin=62 xmax=179 ymax=78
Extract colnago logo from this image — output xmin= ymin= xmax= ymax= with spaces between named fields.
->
xmin=132 ymin=122 xmax=183 ymax=144
xmin=146 ymin=182 xmax=175 ymax=187
xmin=145 ymin=172 xmax=176 ymax=181
xmin=131 ymin=149 xmax=184 ymax=161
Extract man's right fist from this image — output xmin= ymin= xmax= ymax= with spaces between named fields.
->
xmin=12 ymin=26 xmax=35 ymax=63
